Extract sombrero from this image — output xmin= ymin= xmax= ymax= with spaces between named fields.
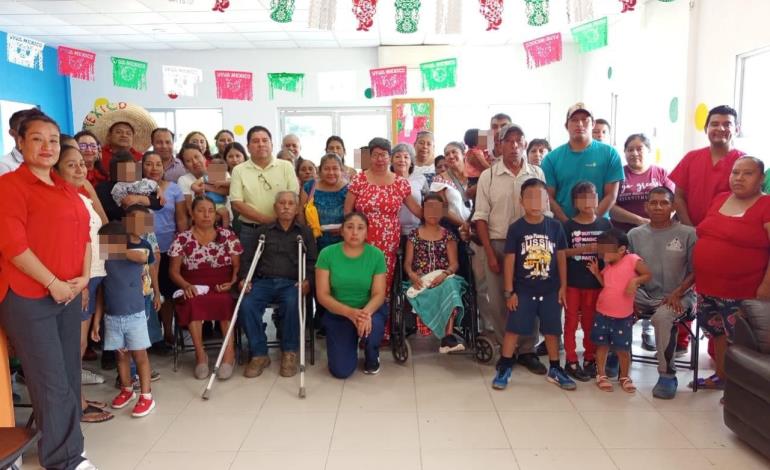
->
xmin=82 ymin=102 xmax=156 ymax=153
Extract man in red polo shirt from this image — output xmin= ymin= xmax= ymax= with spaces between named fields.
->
xmin=100 ymin=121 xmax=143 ymax=173
xmin=671 ymin=105 xmax=745 ymax=227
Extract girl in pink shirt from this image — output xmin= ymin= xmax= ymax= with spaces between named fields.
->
xmin=588 ymin=228 xmax=651 ymax=393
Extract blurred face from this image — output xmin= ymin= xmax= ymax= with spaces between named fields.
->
xmin=282 ymin=136 xmax=301 ymax=157
xmin=320 ymin=159 xmax=341 ymax=185
xmin=215 ymin=132 xmax=233 ymax=154
xmin=274 ymin=193 xmax=298 ymax=222
xmin=326 ymin=140 xmax=345 ymax=157
xmin=126 ymin=210 xmax=154 ymax=237
xmin=142 ymin=153 xmax=164 ymax=182
xmin=20 ymin=121 xmax=61 ymax=170
xmin=370 ymin=147 xmax=391 ymax=171
xmin=225 ymin=148 xmax=245 ymax=171
xmin=730 ymin=158 xmax=764 ymax=198
xmin=501 ymin=131 xmax=527 ymax=163
xmin=181 ymin=148 xmax=206 ymax=176
xmin=706 ymin=114 xmax=736 ymax=147
xmin=248 ymin=130 xmax=273 ymax=160
xmin=624 ymin=137 xmax=649 ymax=172
xmin=601 ymin=244 xmax=625 ymax=264
xmin=592 ymin=123 xmax=610 ymax=142
xmin=109 ymin=123 xmax=134 ymax=149
xmin=342 ymin=215 xmax=367 ymax=246
xmin=444 ymin=146 xmax=464 ymax=172
xmin=566 ymin=112 xmax=592 ymax=142
xmin=187 ymin=133 xmax=207 ymax=154
xmin=57 ymin=149 xmax=87 ymax=187
xmin=527 ymin=144 xmax=547 ymax=166
xmin=434 ymin=158 xmax=447 ymax=175
xmin=208 ymin=162 xmax=228 ymax=183
xmin=76 ymin=134 xmax=99 ymax=167
xmin=521 ymin=186 xmax=548 ymax=217
xmin=574 ymin=190 xmax=598 ymax=215
xmin=423 ymin=199 xmax=445 ymax=225
xmin=297 ymin=160 xmax=316 ymax=183
xmin=99 ymin=234 xmax=128 ymax=261
xmin=644 ymin=192 xmax=674 ymax=223
xmin=414 ymin=136 xmax=433 ymax=162
xmin=115 ymin=161 xmax=139 ymax=183
xmin=151 ymin=130 xmax=174 ymax=161
xmin=192 ymin=200 xmax=216 ymax=228
xmin=391 ymin=151 xmax=411 ymax=175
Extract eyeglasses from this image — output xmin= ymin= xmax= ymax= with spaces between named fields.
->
xmin=258 ymin=173 xmax=272 ymax=191
xmin=78 ymin=143 xmax=98 ymax=150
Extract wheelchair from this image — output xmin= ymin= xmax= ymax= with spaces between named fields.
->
xmin=389 ymin=240 xmax=495 ymax=364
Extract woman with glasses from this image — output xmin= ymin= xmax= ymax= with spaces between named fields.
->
xmin=75 ymin=130 xmax=108 ymax=186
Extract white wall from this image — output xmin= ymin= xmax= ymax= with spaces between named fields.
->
xmin=69 ymin=44 xmax=582 ymax=157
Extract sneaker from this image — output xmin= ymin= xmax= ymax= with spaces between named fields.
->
xmin=363 ymin=358 xmax=381 ymax=375
xmin=535 ymin=340 xmax=548 ymax=356
xmin=81 ymin=368 xmax=105 ymax=385
xmin=131 ymin=394 xmax=156 ymax=418
xmin=439 ymin=335 xmax=466 ymax=354
xmin=652 ymin=376 xmax=678 ymax=400
xmin=564 ymin=361 xmax=590 ymax=382
xmin=547 ymin=366 xmax=577 ymax=391
xmin=280 ymin=351 xmax=298 ymax=377
xmin=582 ymin=360 xmax=597 ymax=379
xmin=244 ymin=356 xmax=271 ymax=378
xmin=517 ymin=353 xmax=547 ymax=375
xmin=492 ymin=366 xmax=513 ymax=390
xmin=642 ymin=332 xmax=657 ymax=351
xmin=111 ymin=388 xmax=137 ymax=409
xmin=114 ymin=374 xmax=140 ymax=391
xmin=75 ymin=459 xmax=99 ymax=470
xmin=150 ymin=370 xmax=161 ymax=381
xmin=605 ymin=352 xmax=619 ymax=379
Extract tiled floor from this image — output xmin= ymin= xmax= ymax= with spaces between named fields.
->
xmin=14 ymin=327 xmax=770 ymax=470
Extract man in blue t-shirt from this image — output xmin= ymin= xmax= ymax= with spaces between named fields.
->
xmin=541 ymin=103 xmax=624 ymax=222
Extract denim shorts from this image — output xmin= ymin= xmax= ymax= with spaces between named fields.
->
xmin=590 ymin=312 xmax=634 ymax=351
xmin=104 ymin=311 xmax=151 ymax=351
xmin=505 ymin=290 xmax=562 ymax=336
xmin=82 ymin=276 xmax=105 ymax=321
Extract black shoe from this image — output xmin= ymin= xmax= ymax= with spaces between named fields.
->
xmin=149 ymin=342 xmax=173 ymax=356
xmin=101 ymin=350 xmax=116 ymax=371
xmin=605 ymin=351 xmax=619 ymax=379
xmin=535 ymin=340 xmax=548 ymax=356
xmin=641 ymin=332 xmax=657 ymax=352
xmin=565 ymin=361 xmax=590 ymax=382
xmin=439 ymin=335 xmax=465 ymax=354
xmin=516 ymin=353 xmax=547 ymax=375
xmin=582 ymin=360 xmax=597 ymax=379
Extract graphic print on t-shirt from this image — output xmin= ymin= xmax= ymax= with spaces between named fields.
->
xmin=666 ymin=237 xmax=683 ymax=252
xmin=569 ymin=227 xmax=603 ymax=263
xmin=520 ymin=233 xmax=554 ymax=280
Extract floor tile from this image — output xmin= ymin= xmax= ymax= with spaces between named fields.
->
xmin=239 ymin=411 xmax=336 ymax=451
xmin=82 ymin=413 xmax=175 ymax=453
xmin=513 ymin=449 xmax=617 ymax=470
xmin=421 ymin=449 xmax=519 ymax=470
xmin=229 ymin=451 xmax=327 ymax=470
xmin=660 ymin=410 xmax=741 ymax=448
xmin=151 ymin=411 xmax=256 ymax=452
xmin=608 ymin=448 xmax=715 ymax=470
xmin=326 ymin=449 xmax=421 ymax=470
xmin=136 ymin=451 xmax=236 ymax=470
xmin=338 ymin=366 xmax=416 ymax=412
xmin=581 ymin=411 xmax=693 ymax=449
xmin=488 ymin=378 xmax=575 ymax=412
xmin=331 ymin=411 xmax=419 ymax=450
xmin=701 ymin=445 xmax=770 ymax=469
xmin=419 ymin=411 xmax=509 ymax=449
xmin=566 ymin=379 xmax=655 ymax=411
xmin=499 ymin=411 xmax=602 ymax=449
xmin=415 ymin=375 xmax=495 ymax=411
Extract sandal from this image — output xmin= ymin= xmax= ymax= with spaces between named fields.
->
xmin=619 ymin=376 xmax=637 ymax=393
xmin=81 ymin=405 xmax=114 ymax=423
xmin=596 ymin=375 xmax=613 ymax=392
xmin=86 ymin=400 xmax=108 ymax=409
xmin=688 ymin=373 xmax=724 ymax=390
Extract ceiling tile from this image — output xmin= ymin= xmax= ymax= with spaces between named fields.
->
xmin=84 ymin=25 xmax=141 ymax=35
xmin=130 ymin=23 xmax=188 ymax=34
xmin=249 ymin=40 xmax=296 ymax=48
xmin=193 ymin=32 xmax=246 ymax=42
xmin=102 ymin=34 xmax=156 ymax=43
xmin=165 ymin=11 xmax=228 ymax=24
xmin=0 ymin=25 xmax=48 ymax=35
xmin=88 ymin=42 xmax=132 ymax=51
xmin=295 ymin=40 xmax=340 ymax=48
xmin=210 ymin=41 xmax=255 ymax=49
xmin=78 ymin=1 xmax=152 ymax=13
xmin=182 ymin=22 xmax=235 ymax=33
xmin=3 ymin=14 xmax=69 ymax=26
xmin=151 ymin=33 xmax=202 ymax=42
xmin=126 ymin=42 xmax=173 ymax=50
xmin=241 ymin=31 xmax=291 ymax=41
xmin=44 ymin=34 xmax=112 ymax=44
xmin=230 ymin=22 xmax=284 ymax=33
xmin=23 ymin=1 xmax=95 ymax=14
xmin=106 ymin=12 xmax=171 ymax=25
xmin=0 ymin=3 xmax=41 ymax=14
xmin=48 ymin=14 xmax=118 ymax=26
xmin=172 ymin=41 xmax=215 ymax=50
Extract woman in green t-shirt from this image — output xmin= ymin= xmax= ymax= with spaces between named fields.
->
xmin=316 ymin=212 xmax=388 ymax=378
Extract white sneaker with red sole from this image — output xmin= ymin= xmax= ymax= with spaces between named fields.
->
xmin=111 ymin=388 xmax=136 ymax=409
xmin=131 ymin=395 xmax=156 ymax=418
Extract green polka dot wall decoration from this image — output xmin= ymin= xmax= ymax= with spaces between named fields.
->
xmin=669 ymin=97 xmax=679 ymax=123
xmin=364 ymin=88 xmax=374 ymax=99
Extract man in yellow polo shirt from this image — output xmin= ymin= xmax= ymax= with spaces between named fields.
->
xmin=230 ymin=125 xmax=299 ymax=271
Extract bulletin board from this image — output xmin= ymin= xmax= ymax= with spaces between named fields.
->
xmin=391 ymin=98 xmax=434 ymax=145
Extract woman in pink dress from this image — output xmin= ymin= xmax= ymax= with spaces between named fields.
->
xmin=344 ymin=137 xmax=422 ymax=294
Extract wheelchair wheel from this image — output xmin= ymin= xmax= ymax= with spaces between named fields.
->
xmin=475 ymin=336 xmax=495 ymax=363
xmin=392 ymin=336 xmax=410 ymax=363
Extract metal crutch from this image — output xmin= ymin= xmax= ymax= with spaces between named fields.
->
xmin=297 ymin=235 xmax=307 ymax=399
xmin=202 ymin=234 xmax=265 ymax=400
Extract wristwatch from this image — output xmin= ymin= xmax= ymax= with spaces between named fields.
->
xmin=503 ymin=290 xmax=513 ymax=299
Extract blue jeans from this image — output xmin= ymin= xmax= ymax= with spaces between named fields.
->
xmin=324 ymin=304 xmax=388 ymax=379
xmin=145 ymin=294 xmax=163 ymax=345
xmin=240 ymin=277 xmax=299 ymax=357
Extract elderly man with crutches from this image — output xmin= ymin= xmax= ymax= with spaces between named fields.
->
xmin=238 ymin=191 xmax=317 ymax=379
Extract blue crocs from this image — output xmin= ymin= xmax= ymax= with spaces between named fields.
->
xmin=652 ymin=376 xmax=678 ymax=399
xmin=492 ymin=366 xmax=513 ymax=390
xmin=547 ymin=366 xmax=577 ymax=391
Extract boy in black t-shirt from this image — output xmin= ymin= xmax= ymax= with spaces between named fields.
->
xmin=492 ymin=178 xmax=576 ymax=391
xmin=561 ymin=181 xmax=612 ymax=381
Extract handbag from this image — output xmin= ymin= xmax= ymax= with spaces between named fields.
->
xmin=304 ymin=182 xmax=323 ymax=238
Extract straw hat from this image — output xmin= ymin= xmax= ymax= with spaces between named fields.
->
xmin=82 ymin=102 xmax=156 ymax=153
